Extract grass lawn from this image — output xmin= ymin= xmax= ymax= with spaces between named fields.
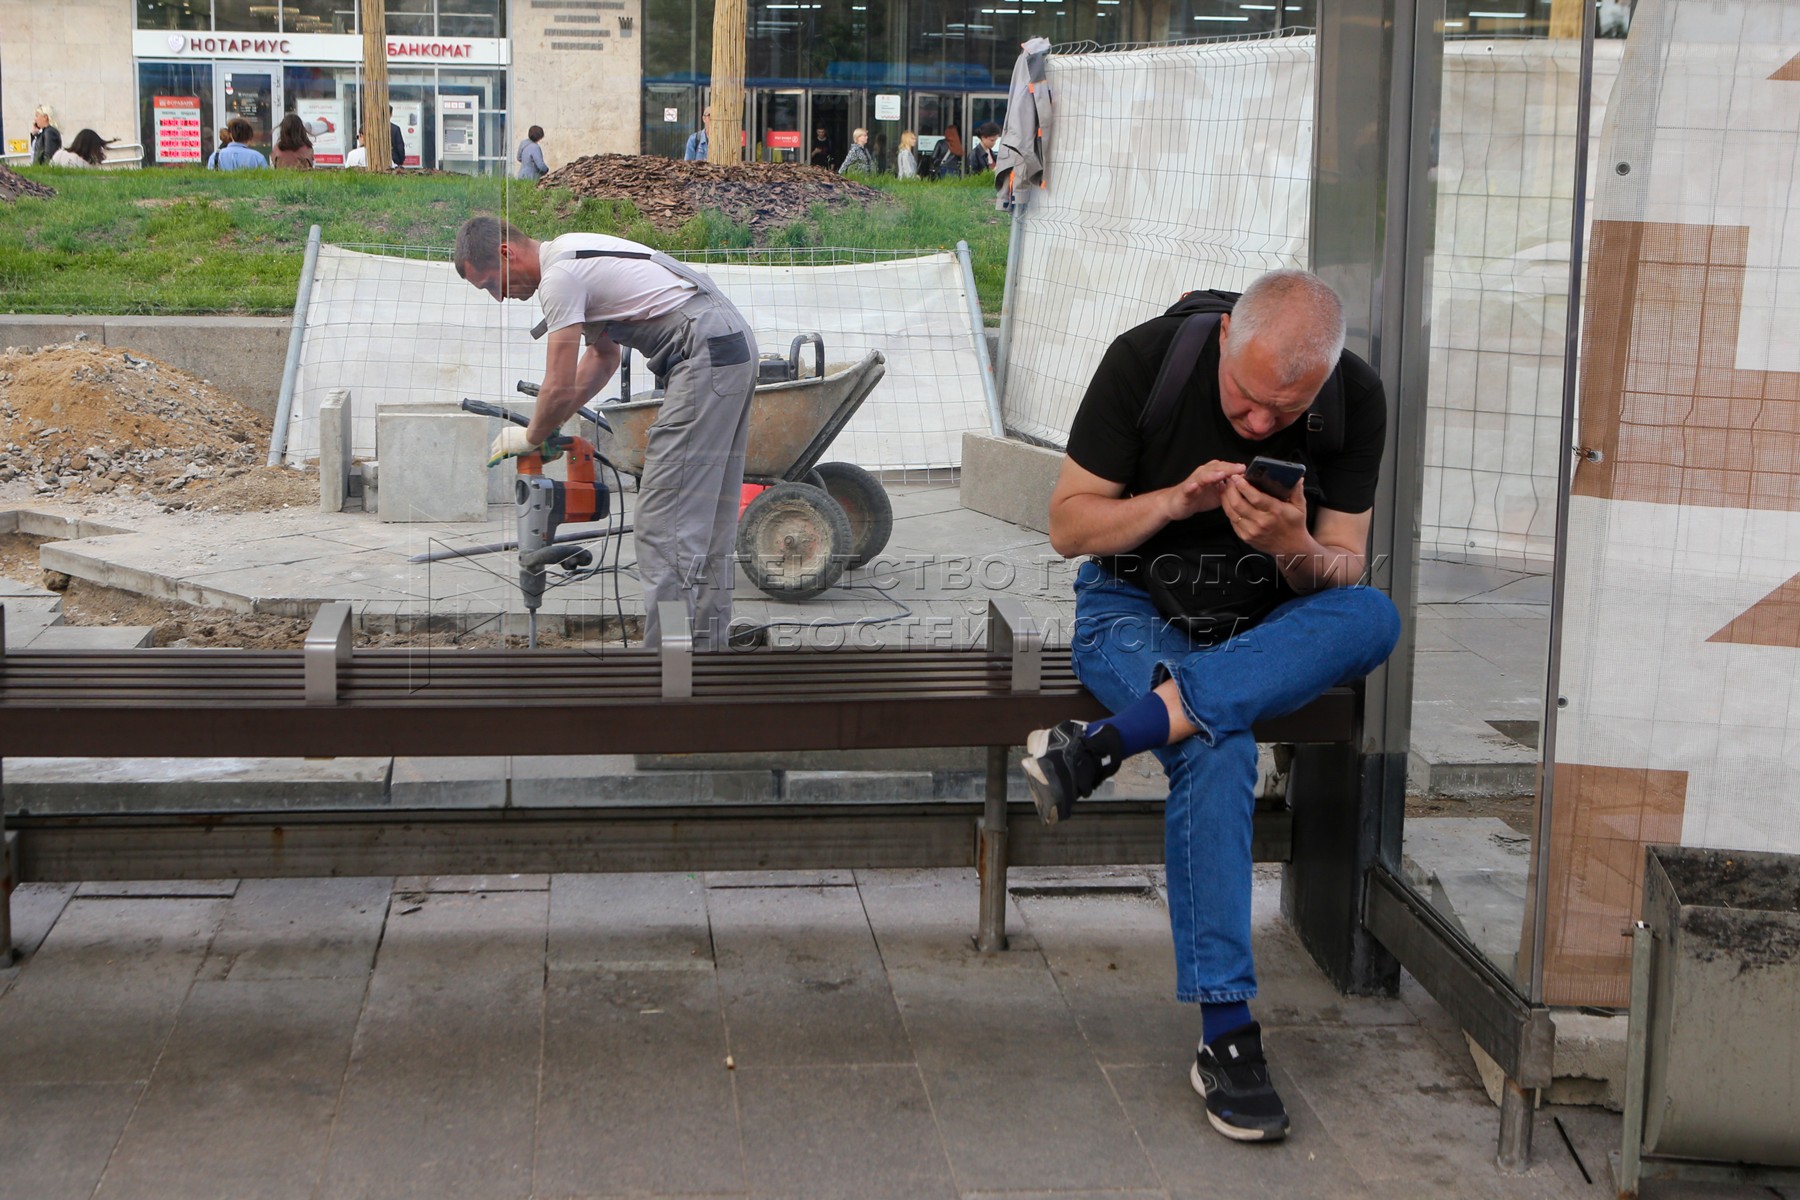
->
xmin=0 ymin=167 xmax=1010 ymax=317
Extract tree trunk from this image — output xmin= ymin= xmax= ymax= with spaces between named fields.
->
xmin=361 ymin=0 xmax=391 ymax=170
xmin=709 ymin=0 xmax=746 ymax=164
xmin=1548 ymin=0 xmax=1584 ymax=38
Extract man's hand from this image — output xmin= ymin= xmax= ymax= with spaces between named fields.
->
xmin=1164 ymin=460 xmax=1245 ymax=522
xmin=1221 ymin=473 xmax=1308 ymax=556
xmin=488 ymin=426 xmax=558 ymax=467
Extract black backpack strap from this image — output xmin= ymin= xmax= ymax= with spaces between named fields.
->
xmin=1138 ymin=312 xmax=1221 ymax=437
xmin=574 ymin=248 xmax=653 ymax=260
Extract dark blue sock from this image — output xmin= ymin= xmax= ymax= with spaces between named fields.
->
xmin=1202 ymin=1000 xmax=1253 ymax=1046
xmin=1088 ymin=691 xmax=1171 ymax=758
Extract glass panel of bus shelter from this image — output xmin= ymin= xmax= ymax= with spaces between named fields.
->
xmin=0 ymin=73 xmax=526 ymax=830
xmin=1401 ymin=9 xmax=1608 ymax=988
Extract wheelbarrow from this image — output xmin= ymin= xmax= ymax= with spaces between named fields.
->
xmin=596 ymin=337 xmax=892 ymax=601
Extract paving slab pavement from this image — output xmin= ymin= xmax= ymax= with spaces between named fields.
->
xmin=0 ymin=866 xmax=1787 ymax=1200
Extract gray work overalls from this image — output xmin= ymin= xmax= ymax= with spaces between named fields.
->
xmin=573 ymin=248 xmax=758 ymax=650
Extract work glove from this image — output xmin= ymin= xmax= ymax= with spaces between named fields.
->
xmin=488 ymin=426 xmax=559 ymax=467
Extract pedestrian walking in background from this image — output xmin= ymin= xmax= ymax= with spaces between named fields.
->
xmin=839 ymin=128 xmax=875 ymax=176
xmin=29 ymin=105 xmax=61 ymax=166
xmin=930 ymin=124 xmax=964 ymax=179
xmin=517 ymin=124 xmax=549 ymax=180
xmin=809 ymin=128 xmax=834 ymax=169
xmin=389 ymin=107 xmax=408 ymax=169
xmin=683 ymin=107 xmax=711 ymax=161
xmin=51 ymin=129 xmax=114 ymax=167
xmin=969 ymin=121 xmax=1001 ymax=173
xmin=206 ymin=126 xmax=231 ymax=169
xmin=896 ymin=130 xmax=920 ymax=179
xmin=272 ymin=114 xmax=314 ymax=169
xmin=208 ymin=118 xmax=267 ymax=171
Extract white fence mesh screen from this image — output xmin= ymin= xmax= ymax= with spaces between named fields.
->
xmin=1000 ymin=34 xmax=1316 ymax=447
xmin=285 ymin=246 xmax=991 ymax=475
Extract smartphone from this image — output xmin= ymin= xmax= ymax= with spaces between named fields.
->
xmin=1243 ymin=456 xmax=1306 ymax=498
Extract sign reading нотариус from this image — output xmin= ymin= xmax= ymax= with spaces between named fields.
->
xmin=132 ymin=31 xmax=510 ymax=66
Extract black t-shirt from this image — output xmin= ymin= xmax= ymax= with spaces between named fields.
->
xmin=1066 ymin=315 xmax=1386 ymax=635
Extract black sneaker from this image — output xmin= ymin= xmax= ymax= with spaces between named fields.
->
xmin=1022 ymin=721 xmax=1123 ymax=825
xmin=1190 ymin=1022 xmax=1290 ymax=1142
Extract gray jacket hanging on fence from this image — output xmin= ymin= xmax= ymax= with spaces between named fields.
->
xmin=993 ymin=36 xmax=1053 ymax=211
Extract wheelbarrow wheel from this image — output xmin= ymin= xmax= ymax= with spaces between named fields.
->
xmin=737 ymin=481 xmax=852 ymax=601
xmin=814 ymin=461 xmax=893 ymax=569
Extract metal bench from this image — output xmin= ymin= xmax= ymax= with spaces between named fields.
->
xmin=0 ymin=598 xmax=1361 ymax=971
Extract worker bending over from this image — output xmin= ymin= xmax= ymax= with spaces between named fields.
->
xmin=454 ymin=217 xmax=757 ymax=649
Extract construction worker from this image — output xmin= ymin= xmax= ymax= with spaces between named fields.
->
xmin=453 ymin=216 xmax=757 ymax=649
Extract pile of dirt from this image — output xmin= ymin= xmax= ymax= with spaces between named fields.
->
xmin=0 ymin=163 xmax=55 ymax=203
xmin=540 ymin=154 xmax=886 ymax=236
xmin=0 ymin=341 xmax=315 ymax=510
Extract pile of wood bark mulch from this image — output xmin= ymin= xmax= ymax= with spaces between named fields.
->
xmin=539 ymin=154 xmax=886 ymax=237
xmin=0 ymin=164 xmax=55 ymax=203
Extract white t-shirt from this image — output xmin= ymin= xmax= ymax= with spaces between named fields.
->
xmin=344 ymin=146 xmax=368 ymax=168
xmin=535 ymin=233 xmax=697 ymax=338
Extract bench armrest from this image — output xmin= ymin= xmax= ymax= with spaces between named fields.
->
xmin=304 ymin=602 xmax=353 ymax=706
xmin=986 ymin=598 xmax=1041 ymax=694
xmin=660 ymin=601 xmax=693 ymax=699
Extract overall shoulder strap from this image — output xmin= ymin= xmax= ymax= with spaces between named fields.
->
xmin=1138 ymin=313 xmax=1220 ymax=438
xmin=573 ymin=248 xmax=653 ymax=260
xmin=1304 ymin=363 xmax=1346 ymax=458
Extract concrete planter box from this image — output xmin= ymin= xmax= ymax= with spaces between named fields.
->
xmin=1619 ymin=845 xmax=1800 ymax=1194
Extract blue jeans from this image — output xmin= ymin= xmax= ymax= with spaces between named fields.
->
xmin=1068 ymin=560 xmax=1400 ymax=1003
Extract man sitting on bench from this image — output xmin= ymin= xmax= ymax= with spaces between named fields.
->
xmin=1022 ymin=269 xmax=1400 ymax=1143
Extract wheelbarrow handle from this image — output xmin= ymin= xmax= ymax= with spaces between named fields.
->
xmin=514 ymin=381 xmax=611 ymax=434
xmin=789 ymin=333 xmax=825 ymax=381
xmin=461 ymin=398 xmax=530 ymax=426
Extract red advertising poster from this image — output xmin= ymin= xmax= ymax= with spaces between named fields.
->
xmin=766 ymin=130 xmax=803 ymax=150
xmin=154 ymin=95 xmax=204 ymax=164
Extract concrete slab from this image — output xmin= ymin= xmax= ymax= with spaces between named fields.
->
xmin=375 ymin=410 xmax=489 ymax=524
xmin=389 ymin=756 xmax=508 ymax=809
xmin=2 ymin=596 xmax=63 ymax=649
xmin=958 ymin=432 xmax=1060 ymax=533
xmin=24 ymin=624 xmax=154 ymax=649
xmin=709 ymin=882 xmax=912 ymax=1067
xmin=509 ymin=755 xmax=778 ymax=806
xmin=537 ymin=872 xmax=740 ymax=1197
xmin=95 ymin=977 xmax=364 ymax=1200
xmin=0 ymin=1082 xmax=143 ymax=1200
xmin=784 ymin=769 xmax=935 ymax=802
xmin=732 ymin=1065 xmax=959 ymax=1200
xmin=202 ymin=877 xmax=392 ymax=982
xmin=0 ymin=896 xmax=227 ymax=1085
xmin=319 ymin=389 xmax=352 ymax=514
xmin=319 ymin=890 xmax=545 ymax=1200
xmin=2 ymin=757 xmax=392 ymax=814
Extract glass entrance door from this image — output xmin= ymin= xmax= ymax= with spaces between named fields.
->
xmin=755 ymin=89 xmax=804 ymax=162
xmin=645 ymin=85 xmax=700 ymax=159
xmin=910 ymin=92 xmax=960 ymax=170
xmin=807 ymin=90 xmax=860 ymax=172
xmin=215 ymin=63 xmax=281 ymax=156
